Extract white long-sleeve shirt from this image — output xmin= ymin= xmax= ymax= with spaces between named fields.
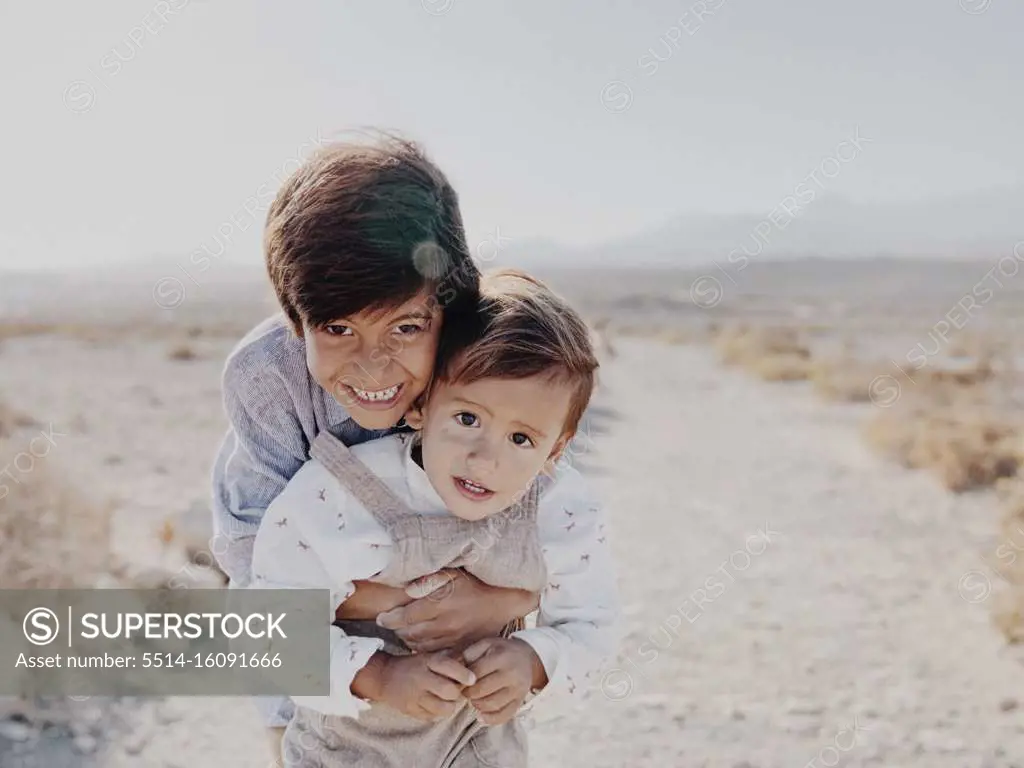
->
xmin=250 ymin=433 xmax=619 ymax=719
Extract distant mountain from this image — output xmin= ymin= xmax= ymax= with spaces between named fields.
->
xmin=502 ymin=187 xmax=1024 ymax=269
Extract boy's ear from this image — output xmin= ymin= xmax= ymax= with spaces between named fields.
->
xmin=403 ymin=401 xmax=425 ymax=431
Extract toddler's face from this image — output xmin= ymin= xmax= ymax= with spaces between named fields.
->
xmin=419 ymin=374 xmax=574 ymax=521
xmin=303 ymin=289 xmax=442 ymax=430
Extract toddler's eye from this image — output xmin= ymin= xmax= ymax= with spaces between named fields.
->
xmin=510 ymin=432 xmax=534 ymax=448
xmin=454 ymin=412 xmax=479 ymax=428
xmin=393 ymin=323 xmax=425 ymax=336
xmin=323 ymin=324 xmax=353 ymax=337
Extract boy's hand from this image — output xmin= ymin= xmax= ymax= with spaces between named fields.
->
xmin=360 ymin=650 xmax=476 ymax=722
xmin=377 ymin=569 xmax=539 ymax=653
xmin=335 ymin=580 xmax=412 ymax=621
xmin=462 ymin=638 xmax=547 ymax=725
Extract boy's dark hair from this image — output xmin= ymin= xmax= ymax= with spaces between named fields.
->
xmin=434 ymin=269 xmax=600 ymax=440
xmin=265 ymin=135 xmax=480 ymax=333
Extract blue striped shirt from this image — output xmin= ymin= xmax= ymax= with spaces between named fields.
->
xmin=210 ymin=315 xmax=399 ymax=585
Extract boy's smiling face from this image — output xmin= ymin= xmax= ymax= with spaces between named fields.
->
xmin=419 ymin=374 xmax=574 ymax=521
xmin=303 ymin=289 xmax=442 ymax=430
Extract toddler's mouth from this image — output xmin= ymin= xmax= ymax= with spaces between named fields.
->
xmin=345 ymin=383 xmax=404 ymax=408
xmin=453 ymin=476 xmax=495 ymax=501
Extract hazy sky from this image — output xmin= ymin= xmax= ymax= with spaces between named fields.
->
xmin=1 ymin=0 xmax=1020 ymax=271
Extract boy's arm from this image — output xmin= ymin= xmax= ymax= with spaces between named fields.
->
xmin=249 ymin=463 xmax=388 ymax=718
xmin=509 ymin=466 xmax=621 ymax=706
xmin=212 ymin=346 xmax=309 ymax=586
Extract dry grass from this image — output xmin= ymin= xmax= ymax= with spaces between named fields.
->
xmin=993 ymin=492 xmax=1024 ymax=643
xmin=0 ymin=409 xmax=198 ymax=593
xmin=712 ymin=325 xmax=814 ymax=382
xmin=863 ymin=393 xmax=1020 ymax=493
xmin=746 ymin=353 xmax=815 ymax=382
xmin=682 ymin=318 xmax=1024 ymax=643
xmin=168 ymin=343 xmax=199 ymax=362
xmin=0 ymin=435 xmax=113 ymax=588
xmin=920 ymin=358 xmax=996 ymax=388
xmin=0 ymin=321 xmax=122 ymax=344
xmin=615 ymin=324 xmax=705 ymax=345
xmin=809 ymin=358 xmax=880 ymax=402
xmin=701 ymin=325 xmax=1021 ymax=494
xmin=994 ymin=593 xmax=1024 ymax=644
xmin=0 ymin=428 xmax=166 ymax=702
xmin=811 ymin=355 xmax=997 ymax=405
xmin=0 ymin=318 xmax=253 ymax=345
xmin=649 ymin=327 xmax=702 ymax=346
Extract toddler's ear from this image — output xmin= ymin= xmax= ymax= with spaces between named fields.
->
xmin=543 ymin=434 xmax=571 ymax=474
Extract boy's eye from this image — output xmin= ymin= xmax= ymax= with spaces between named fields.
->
xmin=454 ymin=412 xmax=479 ymax=428
xmin=323 ymin=324 xmax=353 ymax=337
xmin=510 ymin=433 xmax=535 ymax=448
xmin=393 ymin=322 xmax=426 ymax=336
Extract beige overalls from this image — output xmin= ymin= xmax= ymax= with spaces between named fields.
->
xmin=281 ymin=431 xmax=547 ymax=768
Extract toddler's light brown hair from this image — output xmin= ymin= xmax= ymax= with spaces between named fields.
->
xmin=434 ymin=269 xmax=599 ymax=440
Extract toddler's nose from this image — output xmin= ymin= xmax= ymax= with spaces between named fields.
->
xmin=465 ymin=444 xmax=498 ymax=476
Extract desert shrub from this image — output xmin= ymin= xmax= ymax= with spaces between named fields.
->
xmin=0 ymin=322 xmax=116 ymax=344
xmin=811 ymin=355 xmax=997 ymax=405
xmin=748 ymin=353 xmax=814 ymax=382
xmin=992 ymin=492 xmax=1024 ymax=643
xmin=714 ymin=324 xmax=809 ymax=363
xmin=614 ymin=324 xmax=704 ymax=346
xmin=863 ymin=397 xmax=1020 ymax=493
xmin=712 ymin=325 xmax=813 ymax=382
xmin=993 ymin=592 xmax=1024 ymax=644
xmin=810 ymin=359 xmax=883 ymax=402
xmin=0 ymin=436 xmax=113 ymax=588
xmin=168 ymin=343 xmax=198 ymax=362
xmin=920 ymin=357 xmax=995 ymax=388
xmin=653 ymin=327 xmax=700 ymax=346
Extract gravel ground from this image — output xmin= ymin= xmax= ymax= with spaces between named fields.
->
xmin=3 ymin=336 xmax=1023 ymax=766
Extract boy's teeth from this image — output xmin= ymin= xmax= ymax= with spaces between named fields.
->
xmin=353 ymin=384 xmax=399 ymax=402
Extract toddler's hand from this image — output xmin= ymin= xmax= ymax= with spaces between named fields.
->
xmin=462 ymin=638 xmax=547 ymax=726
xmin=376 ymin=650 xmax=476 ymax=722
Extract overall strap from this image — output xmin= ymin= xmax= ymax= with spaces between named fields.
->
xmin=309 ymin=431 xmax=412 ymax=528
xmin=515 ymin=476 xmax=542 ymax=521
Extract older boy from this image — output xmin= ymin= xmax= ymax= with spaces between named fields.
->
xmin=211 ymin=139 xmax=540 ymax=752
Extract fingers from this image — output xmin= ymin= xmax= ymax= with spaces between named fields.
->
xmin=377 ymin=601 xmax=435 ymax=630
xmin=464 ymin=669 xmax=506 ymax=701
xmin=409 ymin=698 xmax=450 ymax=721
xmin=403 ymin=634 xmax=455 ymax=654
xmin=375 ymin=606 xmax=407 ymax=630
xmin=405 ymin=570 xmax=457 ymax=600
xmin=420 ymin=691 xmax=460 ymax=719
xmin=378 ymin=596 xmax=440 ymax=629
xmin=462 ymin=638 xmax=495 ymax=665
xmin=393 ymin=620 xmax=439 ymax=644
xmin=425 ymin=676 xmax=465 ymax=703
xmin=476 ymin=699 xmax=520 ymax=726
xmin=469 ymin=686 xmax=513 ymax=713
xmin=426 ymin=654 xmax=477 ymax=687
xmin=465 ymin=649 xmax=506 ymax=681
xmin=411 ymin=706 xmax=436 ymax=722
